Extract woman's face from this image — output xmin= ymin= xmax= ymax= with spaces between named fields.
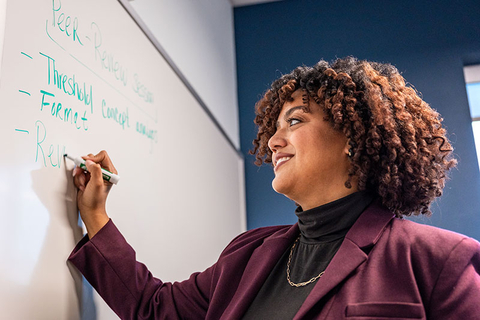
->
xmin=268 ymin=90 xmax=356 ymax=209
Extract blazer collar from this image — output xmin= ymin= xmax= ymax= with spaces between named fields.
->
xmin=220 ymin=201 xmax=394 ymax=319
xmin=221 ymin=223 xmax=300 ymax=318
xmin=294 ymin=200 xmax=395 ymax=319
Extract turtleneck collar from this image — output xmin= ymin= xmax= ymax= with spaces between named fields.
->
xmin=295 ymin=191 xmax=375 ymax=242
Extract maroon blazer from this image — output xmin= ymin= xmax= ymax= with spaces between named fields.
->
xmin=69 ymin=203 xmax=480 ymax=319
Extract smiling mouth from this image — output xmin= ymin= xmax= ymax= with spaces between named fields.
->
xmin=275 ymin=156 xmax=292 ymax=171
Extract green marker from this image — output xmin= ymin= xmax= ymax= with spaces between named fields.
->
xmin=64 ymin=154 xmax=120 ymax=185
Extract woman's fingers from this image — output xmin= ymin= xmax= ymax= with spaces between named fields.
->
xmin=72 ymin=151 xmax=117 ymax=192
xmin=83 ymin=150 xmax=118 ymax=175
xmin=73 ymin=166 xmax=89 ymax=192
xmin=85 ymin=160 xmax=104 ymax=187
xmin=71 ymin=150 xmax=114 ymax=238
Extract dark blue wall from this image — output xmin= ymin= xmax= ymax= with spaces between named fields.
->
xmin=234 ymin=0 xmax=480 ymax=239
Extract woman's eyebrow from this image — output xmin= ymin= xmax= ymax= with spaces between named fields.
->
xmin=284 ymin=106 xmax=305 ymax=119
xmin=275 ymin=106 xmax=306 ymax=128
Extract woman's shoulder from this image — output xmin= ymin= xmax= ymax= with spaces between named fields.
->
xmin=389 ymin=218 xmax=480 ymax=260
xmin=391 ymin=217 xmax=476 ymax=241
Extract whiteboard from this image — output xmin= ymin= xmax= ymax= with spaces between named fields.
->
xmin=0 ymin=0 xmax=246 ymax=319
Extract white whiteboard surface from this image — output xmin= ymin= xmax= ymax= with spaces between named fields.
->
xmin=129 ymin=0 xmax=240 ymax=149
xmin=0 ymin=0 xmax=246 ymax=319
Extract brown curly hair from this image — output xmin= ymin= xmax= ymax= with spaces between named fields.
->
xmin=251 ymin=57 xmax=457 ymax=217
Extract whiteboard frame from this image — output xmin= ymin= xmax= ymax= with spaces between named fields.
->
xmin=118 ymin=0 xmax=243 ymax=158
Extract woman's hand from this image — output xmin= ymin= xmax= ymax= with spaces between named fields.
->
xmin=73 ymin=150 xmax=118 ymax=239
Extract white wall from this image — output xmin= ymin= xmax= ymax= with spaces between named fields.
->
xmin=129 ymin=0 xmax=240 ymax=148
xmin=464 ymin=64 xmax=480 ymax=83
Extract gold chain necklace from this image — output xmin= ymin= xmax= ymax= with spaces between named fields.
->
xmin=286 ymin=236 xmax=325 ymax=287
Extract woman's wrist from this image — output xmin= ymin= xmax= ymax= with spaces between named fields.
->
xmin=82 ymin=210 xmax=110 ymax=239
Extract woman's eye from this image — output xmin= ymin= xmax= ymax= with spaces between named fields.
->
xmin=288 ymin=118 xmax=301 ymax=126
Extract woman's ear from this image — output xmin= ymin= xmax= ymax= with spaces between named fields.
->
xmin=345 ymin=140 xmax=353 ymax=158
xmin=344 ymin=140 xmax=349 ymax=156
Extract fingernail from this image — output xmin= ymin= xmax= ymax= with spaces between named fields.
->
xmin=72 ymin=170 xmax=76 ymax=177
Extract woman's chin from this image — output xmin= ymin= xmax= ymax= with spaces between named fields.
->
xmin=272 ymin=178 xmax=294 ymax=198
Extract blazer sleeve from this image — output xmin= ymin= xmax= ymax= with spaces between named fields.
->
xmin=68 ymin=219 xmax=213 ymax=320
xmin=427 ymin=237 xmax=480 ymax=319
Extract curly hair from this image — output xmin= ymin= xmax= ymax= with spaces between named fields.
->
xmin=251 ymin=57 xmax=457 ymax=217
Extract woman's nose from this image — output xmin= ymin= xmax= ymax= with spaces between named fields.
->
xmin=268 ymin=129 xmax=287 ymax=152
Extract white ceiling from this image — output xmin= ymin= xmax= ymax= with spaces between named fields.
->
xmin=230 ymin=0 xmax=282 ymax=8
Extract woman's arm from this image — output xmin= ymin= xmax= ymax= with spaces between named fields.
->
xmin=70 ymin=151 xmax=213 ymax=319
xmin=68 ymin=220 xmax=212 ymax=320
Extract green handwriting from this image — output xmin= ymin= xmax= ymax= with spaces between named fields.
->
xmin=49 ymin=0 xmax=83 ymax=46
xmin=102 ymin=99 xmax=130 ymax=129
xmin=133 ymin=73 xmax=153 ymax=103
xmin=136 ymin=121 xmax=157 ymax=142
xmin=40 ymin=89 xmax=89 ymax=131
xmin=40 ymin=52 xmax=94 ymax=113
xmin=92 ymin=23 xmax=128 ymax=86
xmin=35 ymin=120 xmax=66 ymax=169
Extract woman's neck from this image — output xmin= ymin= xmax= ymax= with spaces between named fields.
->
xmin=296 ymin=185 xmax=359 ymax=211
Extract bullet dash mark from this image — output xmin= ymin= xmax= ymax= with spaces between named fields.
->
xmin=21 ymin=52 xmax=33 ymax=59
xmin=19 ymin=90 xmax=31 ymax=96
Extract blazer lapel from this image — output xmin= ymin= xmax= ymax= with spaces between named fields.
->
xmin=294 ymin=201 xmax=395 ymax=319
xmin=221 ymin=224 xmax=300 ymax=319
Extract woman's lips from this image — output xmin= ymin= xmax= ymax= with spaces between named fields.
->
xmin=274 ymin=156 xmax=292 ymax=172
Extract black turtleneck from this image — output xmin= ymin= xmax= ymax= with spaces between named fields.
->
xmin=242 ymin=191 xmax=374 ymax=319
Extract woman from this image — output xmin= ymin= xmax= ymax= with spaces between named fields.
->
xmin=69 ymin=57 xmax=480 ymax=319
